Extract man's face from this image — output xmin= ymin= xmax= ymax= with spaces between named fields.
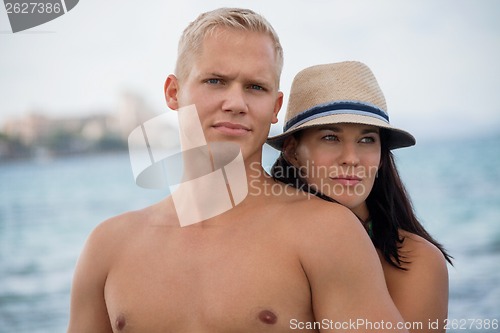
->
xmin=166 ymin=28 xmax=283 ymax=162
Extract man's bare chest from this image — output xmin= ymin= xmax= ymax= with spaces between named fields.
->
xmin=103 ymin=228 xmax=313 ymax=332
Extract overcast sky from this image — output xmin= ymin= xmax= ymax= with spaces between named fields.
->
xmin=1 ymin=0 xmax=499 ymax=141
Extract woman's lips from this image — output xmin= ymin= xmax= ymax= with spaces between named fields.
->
xmin=330 ymin=176 xmax=362 ymax=186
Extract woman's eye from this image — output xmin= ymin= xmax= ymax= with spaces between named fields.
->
xmin=360 ymin=136 xmax=376 ymax=143
xmin=322 ymin=135 xmax=338 ymax=141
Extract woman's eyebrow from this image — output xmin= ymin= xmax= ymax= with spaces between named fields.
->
xmin=361 ymin=128 xmax=380 ymax=134
xmin=317 ymin=126 xmax=342 ymax=132
xmin=316 ymin=126 xmax=379 ymax=134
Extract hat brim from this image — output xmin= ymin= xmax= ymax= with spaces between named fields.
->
xmin=266 ymin=113 xmax=416 ymax=151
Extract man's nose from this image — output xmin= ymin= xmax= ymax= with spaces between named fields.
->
xmin=221 ymin=84 xmax=248 ymax=114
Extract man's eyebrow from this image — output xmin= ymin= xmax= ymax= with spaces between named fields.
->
xmin=193 ymin=71 xmax=226 ymax=79
xmin=241 ymin=79 xmax=270 ymax=91
xmin=200 ymin=72 xmax=274 ymax=89
xmin=205 ymin=72 xmax=227 ymax=78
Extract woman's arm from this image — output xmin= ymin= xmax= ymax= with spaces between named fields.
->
xmin=381 ymin=231 xmax=449 ymax=333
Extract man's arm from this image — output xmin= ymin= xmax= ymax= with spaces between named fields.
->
xmin=298 ymin=202 xmax=409 ymax=333
xmin=67 ymin=220 xmax=117 ymax=333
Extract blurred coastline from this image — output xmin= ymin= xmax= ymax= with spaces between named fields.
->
xmin=0 ymin=92 xmax=178 ymax=162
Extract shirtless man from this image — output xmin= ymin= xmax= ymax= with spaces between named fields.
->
xmin=67 ymin=8 xmax=408 ymax=332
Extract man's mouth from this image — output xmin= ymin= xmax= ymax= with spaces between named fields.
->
xmin=212 ymin=122 xmax=251 ymax=136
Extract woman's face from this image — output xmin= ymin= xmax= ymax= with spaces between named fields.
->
xmin=285 ymin=123 xmax=382 ymax=220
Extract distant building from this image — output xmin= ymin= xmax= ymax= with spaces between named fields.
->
xmin=2 ymin=112 xmax=51 ymax=146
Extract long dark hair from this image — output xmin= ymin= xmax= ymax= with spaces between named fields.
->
xmin=270 ymin=129 xmax=453 ymax=270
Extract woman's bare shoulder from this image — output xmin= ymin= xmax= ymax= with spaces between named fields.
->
xmin=399 ymin=230 xmax=446 ymax=272
xmin=384 ymin=231 xmax=449 ymax=328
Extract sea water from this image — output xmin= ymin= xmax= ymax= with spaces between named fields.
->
xmin=0 ymin=135 xmax=499 ymax=332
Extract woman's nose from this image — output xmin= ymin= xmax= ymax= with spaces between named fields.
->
xmin=339 ymin=143 xmax=360 ymax=166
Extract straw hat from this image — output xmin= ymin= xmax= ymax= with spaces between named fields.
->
xmin=267 ymin=61 xmax=415 ymax=150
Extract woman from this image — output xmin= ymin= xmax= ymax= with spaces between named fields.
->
xmin=268 ymin=61 xmax=452 ymax=332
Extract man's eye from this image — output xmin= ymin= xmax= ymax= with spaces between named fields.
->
xmin=249 ymin=84 xmax=265 ymax=91
xmin=206 ymin=79 xmax=222 ymax=85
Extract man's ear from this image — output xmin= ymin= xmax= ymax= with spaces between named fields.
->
xmin=282 ymin=136 xmax=299 ymax=167
xmin=164 ymin=74 xmax=180 ymax=110
xmin=271 ymin=91 xmax=284 ymax=124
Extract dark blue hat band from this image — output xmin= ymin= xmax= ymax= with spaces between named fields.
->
xmin=284 ymin=101 xmax=390 ymax=132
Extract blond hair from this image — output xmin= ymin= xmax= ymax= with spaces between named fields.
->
xmin=175 ymin=8 xmax=283 ymax=84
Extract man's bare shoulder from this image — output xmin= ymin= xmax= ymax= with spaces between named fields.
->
xmin=270 ymin=186 xmax=403 ymax=326
xmin=84 ymin=197 xmax=179 ymax=253
xmin=265 ymin=185 xmax=371 ymax=259
xmin=272 ymin=185 xmax=364 ymax=234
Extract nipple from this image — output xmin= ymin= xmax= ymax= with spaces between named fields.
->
xmin=115 ymin=314 xmax=126 ymax=330
xmin=258 ymin=309 xmax=277 ymax=325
